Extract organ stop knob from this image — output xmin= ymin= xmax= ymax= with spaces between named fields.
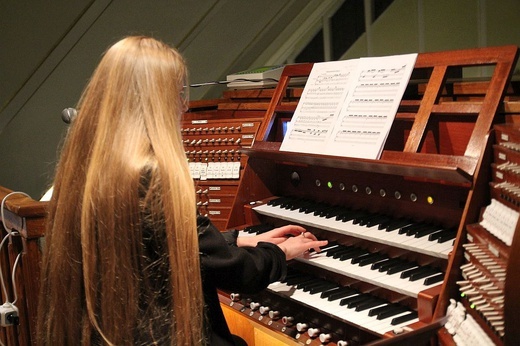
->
xmin=296 ymin=322 xmax=308 ymax=332
xmin=319 ymin=333 xmax=332 ymax=343
xmin=307 ymin=327 xmax=320 ymax=338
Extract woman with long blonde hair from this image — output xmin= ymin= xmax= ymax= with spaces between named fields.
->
xmin=36 ymin=36 xmax=203 ymax=345
xmin=37 ymin=35 xmax=328 ymax=346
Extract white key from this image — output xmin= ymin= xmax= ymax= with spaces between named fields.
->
xmin=254 ymin=203 xmax=453 ymax=258
xmin=267 ymin=280 xmax=418 ymax=335
xmin=296 ymin=252 xmax=440 ymax=298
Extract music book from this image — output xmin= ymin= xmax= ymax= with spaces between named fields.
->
xmin=280 ymin=53 xmax=418 ymax=159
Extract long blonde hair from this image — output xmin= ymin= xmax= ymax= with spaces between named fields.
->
xmin=37 ymin=36 xmax=203 ymax=345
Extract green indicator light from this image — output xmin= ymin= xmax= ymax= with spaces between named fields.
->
xmin=327 ymin=182 xmax=333 ymax=188
xmin=460 ymin=293 xmax=465 ymax=297
xmin=470 ymin=304 xmax=476 ymax=309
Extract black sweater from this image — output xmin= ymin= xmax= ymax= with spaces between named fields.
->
xmin=197 ymin=216 xmax=287 ymax=345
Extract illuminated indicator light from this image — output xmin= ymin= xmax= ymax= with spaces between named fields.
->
xmin=461 ymin=293 xmax=466 ymax=297
xmin=427 ymin=196 xmax=434 ymax=204
xmin=328 ymin=182 xmax=333 ymax=189
xmin=470 ymin=304 xmax=476 ymax=309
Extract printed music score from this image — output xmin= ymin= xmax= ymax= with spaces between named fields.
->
xmin=281 ymin=53 xmax=417 ymax=159
xmin=280 ymin=60 xmax=358 ymax=152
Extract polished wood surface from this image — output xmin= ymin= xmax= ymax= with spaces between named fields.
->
xmin=222 ymin=45 xmax=519 ymax=345
xmin=0 ymin=187 xmax=47 ymax=346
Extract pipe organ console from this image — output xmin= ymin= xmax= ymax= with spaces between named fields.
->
xmin=183 ymin=89 xmax=301 ymax=230
xmin=218 ymin=46 xmax=519 ymax=345
xmin=0 ymin=47 xmax=519 ymax=346
xmin=182 ymin=117 xmax=262 ymax=230
xmin=439 ymin=124 xmax=520 ymax=345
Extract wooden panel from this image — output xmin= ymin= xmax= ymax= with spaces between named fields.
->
xmin=0 ymin=187 xmax=47 ymax=346
xmin=223 ymin=46 xmax=519 ymax=345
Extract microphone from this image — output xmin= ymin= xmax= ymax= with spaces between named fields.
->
xmin=61 ymin=108 xmax=77 ymax=124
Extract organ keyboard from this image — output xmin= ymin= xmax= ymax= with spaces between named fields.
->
xmin=220 ymin=46 xmax=519 ymax=345
xmin=254 ymin=198 xmax=455 ymax=258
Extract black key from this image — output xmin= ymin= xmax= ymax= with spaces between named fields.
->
xmin=339 ymin=248 xmax=366 ymax=261
xmin=280 ymin=271 xmax=301 ymax=283
xmin=301 ymin=280 xmax=329 ymax=291
xmin=409 ymin=267 xmax=440 ymax=282
xmin=350 ymin=251 xmax=374 ymax=264
xmin=243 ymin=223 xmax=273 ymax=234
xmin=337 ymin=210 xmax=366 ymax=222
xmin=355 ymin=299 xmax=387 ymax=312
xmin=297 ymin=279 xmax=323 ymax=290
xmin=423 ymin=272 xmax=444 ymax=285
xmin=286 ymin=275 xmax=315 ymax=286
xmin=341 ymin=294 xmax=370 ymax=307
xmin=314 ymin=204 xmax=338 ymax=217
xmin=356 ymin=213 xmax=382 ymax=226
xmin=369 ymin=304 xmax=402 ymax=317
xmin=374 ymin=258 xmax=402 ymax=271
xmin=327 ymin=288 xmax=358 ymax=301
xmin=358 ymin=253 xmax=389 ymax=267
xmin=298 ymin=203 xmax=318 ymax=214
xmin=429 ymin=228 xmax=456 ymax=241
xmin=391 ymin=311 xmax=418 ymax=325
xmin=352 ymin=212 xmax=371 ymax=225
xmin=438 ymin=231 xmax=457 ymax=243
xmin=329 ymin=245 xmax=355 ymax=258
xmin=324 ymin=206 xmax=347 ymax=219
xmin=267 ymin=197 xmax=285 ymax=206
xmin=376 ymin=305 xmax=409 ymax=320
xmin=291 ymin=199 xmax=314 ymax=211
xmin=415 ymin=225 xmax=442 ymax=238
xmin=311 ymin=203 xmax=332 ymax=215
xmin=366 ymin=215 xmax=392 ymax=228
xmin=325 ymin=245 xmax=349 ymax=257
xmin=320 ymin=286 xmax=351 ymax=299
xmin=283 ymin=199 xmax=299 ymax=210
xmin=400 ymin=266 xmax=429 ymax=279
xmin=405 ymin=223 xmax=435 ymax=236
xmin=347 ymin=296 xmax=376 ymax=309
xmin=382 ymin=219 xmax=412 ymax=232
xmin=278 ymin=197 xmax=296 ymax=209
xmin=398 ymin=223 xmax=420 ymax=235
xmin=387 ymin=262 xmax=418 ymax=275
xmin=334 ymin=210 xmax=352 ymax=221
xmin=288 ymin=198 xmax=306 ymax=209
xmin=309 ymin=282 xmax=339 ymax=295
xmin=330 ymin=246 xmax=356 ymax=258
xmin=319 ymin=285 xmax=344 ymax=298
xmin=319 ymin=242 xmax=339 ymax=253
xmin=370 ymin=258 xmax=389 ymax=270
xmin=283 ymin=271 xmax=309 ymax=282
xmin=300 ymin=279 xmax=332 ymax=291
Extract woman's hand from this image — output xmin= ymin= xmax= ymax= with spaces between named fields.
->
xmin=276 ymin=232 xmax=328 ymax=261
xmin=237 ymin=224 xmax=328 ymax=261
xmin=237 ymin=225 xmax=307 ymax=247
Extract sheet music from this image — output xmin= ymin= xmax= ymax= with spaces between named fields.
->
xmin=281 ymin=53 xmax=417 ymax=159
xmin=279 ymin=60 xmax=358 ymax=154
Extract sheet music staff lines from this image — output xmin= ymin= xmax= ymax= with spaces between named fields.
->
xmin=280 ymin=54 xmax=417 ymax=159
xmin=334 ymin=130 xmax=380 ymax=145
